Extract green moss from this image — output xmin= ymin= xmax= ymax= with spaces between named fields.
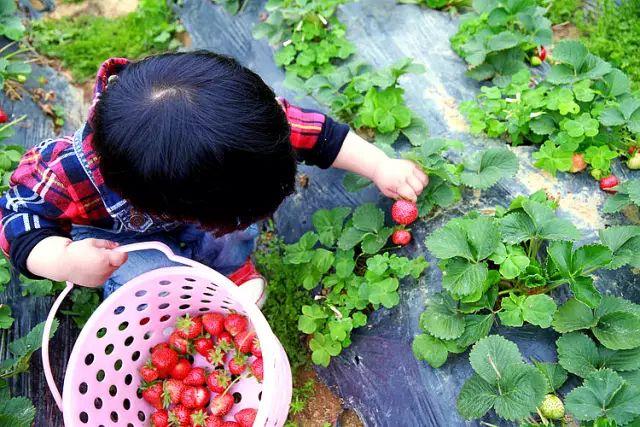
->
xmin=578 ymin=0 xmax=640 ymax=89
xmin=29 ymin=0 xmax=181 ymax=83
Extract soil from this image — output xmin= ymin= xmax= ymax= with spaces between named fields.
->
xmin=552 ymin=22 xmax=581 ymax=41
xmin=49 ymin=0 xmax=140 ymax=19
xmin=292 ymin=369 xmax=364 ymax=427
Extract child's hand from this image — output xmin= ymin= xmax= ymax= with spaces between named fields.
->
xmin=372 ymin=158 xmax=428 ymax=202
xmin=63 ymin=239 xmax=129 ymax=287
xmin=27 ymin=236 xmax=128 ymax=287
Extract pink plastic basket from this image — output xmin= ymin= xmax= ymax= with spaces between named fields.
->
xmin=42 ymin=242 xmax=292 ymax=426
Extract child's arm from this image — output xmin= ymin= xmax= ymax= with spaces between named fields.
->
xmin=332 ymin=131 xmax=428 ymax=201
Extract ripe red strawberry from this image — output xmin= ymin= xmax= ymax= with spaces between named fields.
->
xmin=391 ymin=229 xmax=412 ymax=246
xmin=169 ymin=331 xmax=191 ymax=355
xmin=204 ymin=416 xmax=224 ymax=427
xmin=569 ymin=153 xmax=587 ymax=173
xmin=180 ymin=385 xmax=211 ymax=409
xmin=206 ymin=370 xmax=232 ymax=393
xmin=0 ymin=108 xmax=8 ymax=124
xmin=229 ymin=353 xmax=247 ymax=376
xmin=538 ymin=46 xmax=547 ymax=61
xmin=250 ymin=337 xmax=261 ymax=358
xmin=224 ymin=313 xmax=248 ymax=337
xmin=151 ymin=346 xmax=179 ymax=376
xmin=194 ymin=337 xmax=214 ymax=357
xmin=183 ymin=367 xmax=207 ymax=386
xmin=391 ymin=200 xmax=418 ymax=225
xmin=141 ymin=382 xmax=164 ymax=410
xmin=176 ymin=314 xmax=203 ymax=339
xmin=600 ymin=175 xmax=619 ymax=193
xmin=234 ymin=408 xmax=257 ymax=427
xmin=210 ymin=393 xmax=234 ymax=417
xmin=171 ymin=358 xmax=192 ymax=380
xmin=217 ymin=332 xmax=234 ymax=350
xmin=190 ymin=409 xmax=208 ymax=427
xmin=162 ymin=378 xmax=184 ymax=407
xmin=629 ymin=146 xmax=637 ymax=155
xmin=152 ymin=342 xmax=171 ymax=353
xmin=151 ymin=409 xmax=169 ymax=427
xmin=169 ymin=405 xmax=192 ymax=427
xmin=140 ymin=360 xmax=159 ymax=383
xmin=234 ymin=331 xmax=256 ymax=354
xmin=202 ymin=313 xmax=225 ymax=337
xmin=207 ymin=346 xmax=226 ymax=366
xmin=251 ymin=357 xmax=263 ymax=382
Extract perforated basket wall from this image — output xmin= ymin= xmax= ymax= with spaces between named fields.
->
xmin=60 ymin=264 xmax=291 ymax=426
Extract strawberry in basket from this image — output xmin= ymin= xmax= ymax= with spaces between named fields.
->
xmin=139 ymin=312 xmax=260 ymax=426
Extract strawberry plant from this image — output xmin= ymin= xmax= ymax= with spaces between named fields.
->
xmin=398 ymin=0 xmax=471 ymax=11
xmin=450 ymin=0 xmax=552 ymax=84
xmin=462 ymin=40 xmax=640 ymax=180
xmin=603 ymin=179 xmax=640 ymax=216
xmin=284 ymin=204 xmax=428 ymax=366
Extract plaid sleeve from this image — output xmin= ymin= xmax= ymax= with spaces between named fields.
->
xmin=0 ymin=138 xmax=108 ymax=273
xmin=279 ymin=98 xmax=350 ymax=169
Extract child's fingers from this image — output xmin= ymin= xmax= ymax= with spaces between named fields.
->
xmin=89 ymin=238 xmax=119 ymax=249
xmin=397 ymin=184 xmax=418 ymax=202
xmin=107 ymin=250 xmax=128 ymax=268
xmin=413 ymin=167 xmax=428 ymax=186
xmin=406 ymin=175 xmax=424 ymax=195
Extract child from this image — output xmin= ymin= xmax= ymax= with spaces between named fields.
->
xmin=0 ymin=51 xmax=427 ymax=303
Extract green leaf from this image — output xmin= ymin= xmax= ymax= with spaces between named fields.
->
xmin=522 ymin=294 xmax=557 ymax=328
xmin=552 ymin=298 xmax=597 ymax=333
xmin=494 ymin=245 xmax=530 ymax=279
xmin=309 ymin=333 xmax=342 ymax=367
xmin=352 ymin=203 xmax=384 ymax=232
xmin=0 ymin=305 xmax=13 ymax=329
xmin=460 ymin=148 xmax=518 ymax=190
xmin=337 ymin=227 xmax=367 ymax=250
xmin=557 ymin=332 xmax=601 ymax=378
xmin=498 ymin=294 xmax=526 ymax=327
xmin=426 ymin=224 xmax=473 ymax=260
xmin=532 ymin=141 xmax=574 ymax=175
xmin=441 ymin=259 xmax=488 ymax=298
xmin=328 ymin=318 xmax=353 ymax=342
xmin=312 ymin=207 xmax=351 ymax=246
xmin=456 ymin=373 xmax=498 ymax=420
xmin=454 ymin=313 xmax=494 ymax=348
xmin=361 ymin=227 xmax=393 ymax=254
xmin=359 ymin=277 xmax=399 ymax=309
xmin=469 ymin=335 xmax=523 ymax=385
xmin=570 ymin=276 xmax=602 ymax=309
xmin=565 ymin=369 xmax=640 ymax=425
xmin=592 ymin=311 xmax=640 ymax=350
xmin=0 ymin=397 xmax=36 ymax=427
xmin=420 ymin=293 xmax=465 ymax=340
xmin=412 ymin=333 xmax=449 ymax=368
xmin=534 ymin=362 xmax=568 ymax=394
xmin=599 ymin=226 xmax=640 ymax=269
xmin=487 ymin=31 xmax=521 ymax=52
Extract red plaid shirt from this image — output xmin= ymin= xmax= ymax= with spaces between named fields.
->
xmin=0 ymin=58 xmax=349 ymax=275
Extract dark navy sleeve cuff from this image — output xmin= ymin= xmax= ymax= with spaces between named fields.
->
xmin=10 ymin=228 xmax=67 ymax=279
xmin=303 ymin=116 xmax=350 ymax=169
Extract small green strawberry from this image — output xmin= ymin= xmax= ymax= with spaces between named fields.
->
xmin=539 ymin=394 xmax=564 ymax=420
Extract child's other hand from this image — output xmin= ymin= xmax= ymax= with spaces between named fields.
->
xmin=63 ymin=239 xmax=128 ymax=287
xmin=372 ymin=159 xmax=428 ymax=202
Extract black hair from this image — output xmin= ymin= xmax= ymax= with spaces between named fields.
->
xmin=92 ymin=51 xmax=296 ymax=234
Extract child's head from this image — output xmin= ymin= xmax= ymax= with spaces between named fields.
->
xmin=93 ymin=51 xmax=296 ymax=234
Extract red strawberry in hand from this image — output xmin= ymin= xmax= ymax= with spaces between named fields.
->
xmin=194 ymin=337 xmax=214 ymax=357
xmin=140 ymin=360 xmax=159 ymax=383
xmin=251 ymin=337 xmax=261 ymax=358
xmin=204 ymin=416 xmax=224 ymax=427
xmin=600 ymin=175 xmax=619 ymax=193
xmin=151 ymin=409 xmax=169 ymax=427
xmin=141 ymin=382 xmax=164 ymax=410
xmin=234 ymin=330 xmax=256 ymax=354
xmin=171 ymin=358 xmax=192 ymax=380
xmin=251 ymin=357 xmax=263 ymax=382
xmin=224 ymin=313 xmax=248 ymax=337
xmin=163 ymin=378 xmax=184 ymax=407
xmin=229 ymin=353 xmax=247 ymax=376
xmin=176 ymin=314 xmax=203 ymax=339
xmin=210 ymin=393 xmax=235 ymax=417
xmin=169 ymin=331 xmax=191 ymax=355
xmin=391 ymin=200 xmax=418 ymax=225
xmin=151 ymin=346 xmax=179 ymax=376
xmin=202 ymin=313 xmax=225 ymax=337
xmin=168 ymin=405 xmax=192 ymax=427
xmin=391 ymin=229 xmax=412 ymax=246
xmin=206 ymin=370 xmax=232 ymax=393
xmin=180 ymin=385 xmax=211 ymax=409
xmin=183 ymin=367 xmax=207 ymax=386
xmin=235 ymin=408 xmax=257 ymax=427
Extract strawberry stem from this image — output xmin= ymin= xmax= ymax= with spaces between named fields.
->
xmin=221 ymin=374 xmax=247 ymax=397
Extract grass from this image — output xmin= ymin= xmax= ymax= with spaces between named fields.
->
xmin=29 ymin=0 xmax=181 ymax=83
xmin=254 ymin=223 xmax=312 ymax=373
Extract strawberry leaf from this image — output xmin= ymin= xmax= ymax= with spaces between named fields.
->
xmin=412 ymin=333 xmax=449 ymax=368
xmin=309 ymin=333 xmax=341 ymax=367
xmin=534 ymin=362 xmax=568 ymax=394
xmin=565 ymin=369 xmax=640 ymax=425
xmin=460 ymin=147 xmax=518 ymax=189
xmin=469 ymin=335 xmax=523 ymax=385
xmin=552 ymin=298 xmax=597 ymax=333
xmin=599 ymin=224 xmax=640 ymax=269
xmin=312 ymin=207 xmax=351 ymax=246
xmin=352 ymin=203 xmax=384 ymax=233
xmin=0 ymin=397 xmax=36 ymax=426
xmin=419 ymin=293 xmax=465 ymax=340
